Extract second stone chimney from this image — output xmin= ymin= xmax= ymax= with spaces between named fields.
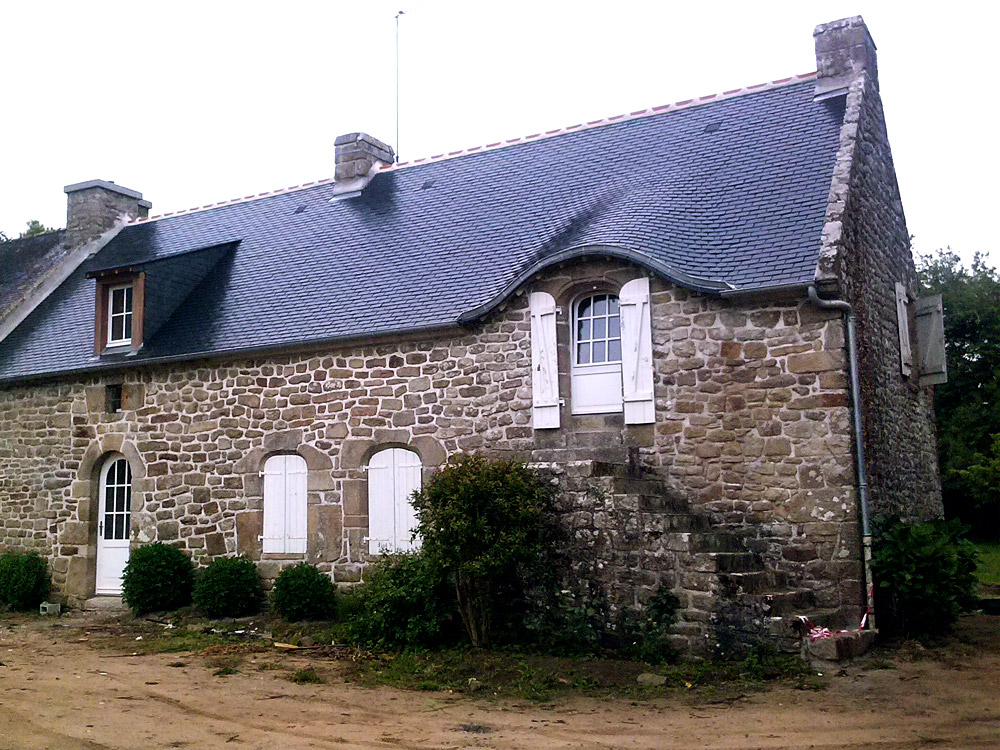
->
xmin=334 ymin=132 xmax=395 ymax=182
xmin=64 ymin=180 xmax=151 ymax=249
xmin=813 ymin=16 xmax=878 ymax=99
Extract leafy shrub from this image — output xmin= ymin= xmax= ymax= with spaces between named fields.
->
xmin=193 ymin=556 xmax=263 ymax=619
xmin=411 ymin=455 xmax=553 ymax=647
xmin=871 ymin=518 xmax=979 ymax=637
xmin=0 ymin=552 xmax=51 ymax=610
xmin=121 ymin=543 xmax=194 ymax=616
xmin=271 ymin=563 xmax=337 ymax=622
xmin=341 ymin=552 xmax=461 ymax=650
xmin=616 ymin=586 xmax=680 ymax=663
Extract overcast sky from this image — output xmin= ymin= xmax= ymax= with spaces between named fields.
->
xmin=1 ymin=2 xmax=994 ymax=266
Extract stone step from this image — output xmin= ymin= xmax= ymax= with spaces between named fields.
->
xmin=689 ymin=532 xmax=749 ymax=553
xmin=719 ymin=570 xmax=789 ymax=594
xmin=754 ymin=588 xmax=817 ymax=615
xmin=529 ymin=448 xmax=629 ymax=467
xmin=713 ymin=552 xmax=763 ymax=574
xmin=636 ymin=493 xmax=692 ymax=514
xmin=83 ymin=596 xmax=126 ymax=611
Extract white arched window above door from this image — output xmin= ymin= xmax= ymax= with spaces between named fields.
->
xmin=571 ymin=292 xmax=624 ymax=414
xmin=366 ymin=448 xmax=422 ymax=554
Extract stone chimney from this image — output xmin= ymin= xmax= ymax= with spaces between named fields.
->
xmin=334 ymin=133 xmax=394 ymax=181
xmin=813 ymin=16 xmax=878 ymax=99
xmin=63 ymin=180 xmax=151 ymax=248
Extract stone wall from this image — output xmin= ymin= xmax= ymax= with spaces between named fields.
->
xmin=0 ymin=258 xmax=865 ymax=648
xmin=816 ymin=73 xmax=943 ymax=523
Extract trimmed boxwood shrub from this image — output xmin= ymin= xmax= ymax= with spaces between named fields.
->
xmin=0 ymin=552 xmax=51 ymax=611
xmin=271 ymin=563 xmax=337 ymax=622
xmin=193 ymin=556 xmax=263 ymax=618
xmin=871 ymin=518 xmax=979 ymax=637
xmin=121 ymin=543 xmax=194 ymax=616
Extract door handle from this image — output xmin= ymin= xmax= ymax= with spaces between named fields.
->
xmin=98 ymin=521 xmax=104 ymax=535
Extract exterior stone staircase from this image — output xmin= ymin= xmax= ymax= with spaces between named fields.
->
xmin=529 ymin=449 xmax=831 ymax=653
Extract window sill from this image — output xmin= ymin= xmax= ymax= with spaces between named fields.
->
xmin=261 ymin=553 xmax=306 ymax=560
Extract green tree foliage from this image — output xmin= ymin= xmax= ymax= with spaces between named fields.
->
xmin=871 ymin=518 xmax=978 ymax=637
xmin=918 ymin=250 xmax=1000 ymax=536
xmin=410 ymin=455 xmax=554 ymax=648
xmin=18 ymin=220 xmax=57 ymax=238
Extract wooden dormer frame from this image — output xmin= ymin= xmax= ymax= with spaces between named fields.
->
xmin=94 ymin=271 xmax=145 ymax=355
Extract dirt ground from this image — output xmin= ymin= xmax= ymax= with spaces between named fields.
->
xmin=1 ymin=612 xmax=998 ymax=750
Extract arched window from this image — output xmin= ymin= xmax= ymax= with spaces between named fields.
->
xmin=96 ymin=454 xmax=132 ymax=594
xmin=367 ymin=448 xmax=422 ymax=554
xmin=262 ymin=454 xmax=308 ymax=554
xmin=571 ymin=293 xmax=624 ymax=414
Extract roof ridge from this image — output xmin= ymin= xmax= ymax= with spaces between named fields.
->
xmin=130 ymin=72 xmax=816 ymax=226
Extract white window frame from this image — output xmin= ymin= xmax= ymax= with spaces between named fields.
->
xmin=107 ymin=283 xmax=133 ymax=347
xmin=570 ymin=292 xmax=624 ymax=415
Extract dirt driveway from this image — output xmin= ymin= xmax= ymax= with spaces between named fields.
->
xmin=1 ymin=612 xmax=999 ymax=750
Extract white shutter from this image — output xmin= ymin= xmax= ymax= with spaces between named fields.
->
xmin=619 ymin=277 xmax=655 ymax=424
xmin=284 ymin=455 xmax=308 ymax=554
xmin=916 ymin=294 xmax=947 ymax=386
xmin=529 ymin=291 xmax=560 ymax=429
xmin=262 ymin=455 xmax=287 ymax=553
xmin=367 ymin=450 xmax=395 ymax=554
xmin=895 ymin=282 xmax=913 ymax=377
xmin=394 ymin=449 xmax=423 ymax=552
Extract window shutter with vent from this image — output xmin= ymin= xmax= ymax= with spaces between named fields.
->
xmin=530 ymin=291 xmax=560 ymax=429
xmin=619 ymin=277 xmax=655 ymax=424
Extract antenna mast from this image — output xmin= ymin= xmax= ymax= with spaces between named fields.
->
xmin=395 ymin=10 xmax=405 ymax=163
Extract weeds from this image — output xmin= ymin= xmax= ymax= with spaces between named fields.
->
xmin=290 ymin=666 xmax=324 ymax=684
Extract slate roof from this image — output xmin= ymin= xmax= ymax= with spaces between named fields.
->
xmin=0 ymin=230 xmax=67 ymax=319
xmin=0 ymin=78 xmax=846 ymax=383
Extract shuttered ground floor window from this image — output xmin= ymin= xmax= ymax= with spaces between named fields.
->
xmin=262 ymin=454 xmax=308 ymax=554
xmin=367 ymin=448 xmax=422 ymax=554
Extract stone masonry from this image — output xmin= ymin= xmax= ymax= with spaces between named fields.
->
xmin=0 ymin=257 xmax=863 ymax=651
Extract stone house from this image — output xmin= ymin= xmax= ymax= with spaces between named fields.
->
xmin=0 ymin=17 xmax=946 ymax=651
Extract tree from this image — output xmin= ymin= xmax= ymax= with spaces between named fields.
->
xmin=18 ymin=220 xmax=56 ymax=238
xmin=917 ymin=249 xmax=1000 ymax=537
xmin=410 ymin=455 xmax=553 ymax=648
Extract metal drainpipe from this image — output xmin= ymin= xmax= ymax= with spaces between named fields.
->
xmin=806 ymin=285 xmax=875 ymax=631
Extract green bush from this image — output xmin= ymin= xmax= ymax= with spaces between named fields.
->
xmin=193 ymin=556 xmax=263 ymax=619
xmin=341 ymin=552 xmax=461 ymax=650
xmin=616 ymin=585 xmax=680 ymax=663
xmin=121 ymin=543 xmax=194 ymax=616
xmin=0 ymin=552 xmax=51 ymax=611
xmin=411 ymin=455 xmax=554 ymax=648
xmin=871 ymin=518 xmax=979 ymax=637
xmin=271 ymin=563 xmax=337 ymax=622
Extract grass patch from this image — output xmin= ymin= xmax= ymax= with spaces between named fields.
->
xmin=209 ymin=655 xmax=243 ymax=677
xmin=975 ymin=542 xmax=1000 ymax=588
xmin=290 ymin=666 xmax=325 ymax=684
xmin=344 ymin=646 xmax=819 ymax=702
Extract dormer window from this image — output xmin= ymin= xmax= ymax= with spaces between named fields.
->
xmin=107 ymin=284 xmax=133 ymax=346
xmin=93 ymin=272 xmax=145 ymax=355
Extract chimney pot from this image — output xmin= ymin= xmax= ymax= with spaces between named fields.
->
xmin=813 ymin=16 xmax=878 ymax=99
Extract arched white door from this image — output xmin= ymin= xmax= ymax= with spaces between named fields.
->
xmin=367 ymin=448 xmax=422 ymax=554
xmin=95 ymin=454 xmax=132 ymax=594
